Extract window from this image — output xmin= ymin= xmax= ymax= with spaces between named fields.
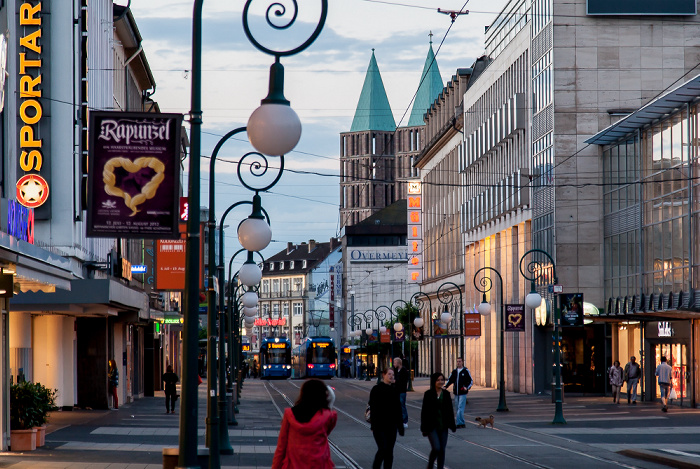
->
xmin=294 ymin=278 xmax=303 ymax=292
xmin=293 ymin=302 xmax=303 ymax=316
xmin=279 ymin=261 xmax=285 ymax=270
xmin=290 ymin=261 xmax=294 ymax=269
xmin=262 ymin=280 xmax=269 ymax=294
xmin=283 ymin=303 xmax=289 ymax=317
xmin=273 ymin=279 xmax=280 ymax=294
xmin=282 ymin=278 xmax=290 ymax=295
xmin=269 ymin=262 xmax=274 ymax=271
xmin=272 ymin=303 xmax=280 ymax=316
xmin=302 ymin=260 xmax=307 ymax=268
xmin=262 ymin=304 xmax=270 ymax=316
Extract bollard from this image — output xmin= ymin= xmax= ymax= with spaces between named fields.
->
xmin=162 ymin=447 xmax=209 ymax=469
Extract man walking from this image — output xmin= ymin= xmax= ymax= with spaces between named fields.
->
xmin=623 ymin=356 xmax=641 ymax=404
xmin=393 ymin=357 xmax=409 ymax=428
xmin=444 ymin=357 xmax=472 ymax=428
xmin=655 ymin=356 xmax=673 ymax=412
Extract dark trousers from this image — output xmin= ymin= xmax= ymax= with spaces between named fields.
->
xmin=426 ymin=429 xmax=448 ymax=469
xmin=372 ymin=429 xmax=397 ymax=469
xmin=110 ymin=385 xmax=118 ymax=409
xmin=165 ymin=391 xmax=176 ymax=412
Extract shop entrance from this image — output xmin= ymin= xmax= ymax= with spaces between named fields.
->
xmin=654 ymin=343 xmax=689 ymax=403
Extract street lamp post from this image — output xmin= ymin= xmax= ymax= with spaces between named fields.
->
xmin=362 ymin=310 xmax=375 ymax=381
xmin=410 ymin=292 xmax=433 ymax=377
xmin=373 ymin=306 xmax=389 ymax=383
xmin=474 ymin=268 xmax=508 ymax=412
xmin=519 ymin=249 xmax=565 ymax=424
xmin=436 ymin=283 xmax=464 ymax=360
xmin=390 ymin=299 xmax=413 ymax=391
xmin=189 ymin=3 xmax=327 ymax=464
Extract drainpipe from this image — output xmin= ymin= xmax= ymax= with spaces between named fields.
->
xmin=124 ymin=45 xmax=143 ymax=111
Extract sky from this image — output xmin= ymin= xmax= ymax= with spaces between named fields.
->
xmin=128 ymin=0 xmax=505 ymax=270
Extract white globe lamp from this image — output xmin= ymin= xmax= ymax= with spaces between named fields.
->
xmin=365 ymin=328 xmax=372 ymax=335
xmin=248 ymin=104 xmax=301 ymax=156
xmin=379 ymin=326 xmax=387 ymax=334
xmin=393 ymin=322 xmax=403 ymax=332
xmin=526 ymin=290 xmax=543 ymax=309
xmin=239 ymin=257 xmax=262 ymax=287
xmin=478 ymin=300 xmax=492 ymax=316
xmin=413 ymin=317 xmax=424 ymax=328
xmin=242 ymin=291 xmax=258 ymax=308
xmin=244 ymin=317 xmax=255 ymax=328
xmin=441 ymin=311 xmax=452 ymax=324
xmin=247 ymin=60 xmax=302 ymax=156
xmin=243 ymin=306 xmax=258 ymax=318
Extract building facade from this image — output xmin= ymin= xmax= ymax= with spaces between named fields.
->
xmin=588 ymin=75 xmax=700 ymax=406
xmin=1 ymin=1 xmax=179 ymax=449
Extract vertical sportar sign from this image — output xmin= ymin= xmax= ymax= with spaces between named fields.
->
xmin=17 ymin=0 xmax=51 ymax=217
xmin=407 ymin=180 xmax=422 ymax=284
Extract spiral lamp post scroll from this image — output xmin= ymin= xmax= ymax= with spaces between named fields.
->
xmin=389 ymin=299 xmax=413 ymax=391
xmin=474 ymin=268 xmax=508 ymax=412
xmin=436 ymin=282 xmax=464 ymax=359
xmin=185 ymin=2 xmax=327 ymax=466
xmin=519 ymin=249 xmax=565 ymax=425
xmin=362 ymin=310 xmax=375 ymax=381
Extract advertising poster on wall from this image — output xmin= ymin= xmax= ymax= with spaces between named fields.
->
xmin=87 ymin=111 xmax=183 ymax=238
xmin=560 ymin=293 xmax=584 ymax=326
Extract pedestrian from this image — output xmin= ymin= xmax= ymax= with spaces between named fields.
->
xmin=368 ymin=362 xmax=375 ymax=379
xmin=608 ymin=360 xmax=623 ymax=404
xmin=108 ymin=359 xmax=119 ymax=410
xmin=623 ymin=356 xmax=641 ymax=404
xmin=369 ymin=367 xmax=405 ymax=468
xmin=421 ymin=372 xmax=457 ymax=469
xmin=272 ymin=379 xmax=337 ymax=469
xmin=655 ymin=356 xmax=673 ymax=412
xmin=392 ymin=357 xmax=409 ymax=428
xmin=444 ymin=357 xmax=472 ymax=428
xmin=360 ymin=361 xmax=366 ymax=379
xmin=252 ymin=358 xmax=259 ymax=379
xmin=162 ymin=365 xmax=179 ymax=414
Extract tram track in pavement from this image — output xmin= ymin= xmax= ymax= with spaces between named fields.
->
xmin=318 ymin=379 xmax=653 ymax=469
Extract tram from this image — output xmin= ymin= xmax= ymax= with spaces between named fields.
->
xmin=259 ymin=337 xmax=292 ymax=379
xmin=292 ymin=337 xmax=336 ymax=378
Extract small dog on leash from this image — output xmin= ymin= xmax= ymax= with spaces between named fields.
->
xmin=475 ymin=415 xmax=495 ymax=428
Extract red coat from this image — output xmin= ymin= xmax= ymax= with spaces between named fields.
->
xmin=272 ymin=407 xmax=337 ymax=469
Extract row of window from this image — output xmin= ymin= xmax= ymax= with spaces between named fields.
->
xmin=261 ymin=278 xmax=304 ymax=293
xmin=268 ymin=260 xmax=307 ymax=271
xmin=259 ymin=302 xmax=304 ymax=316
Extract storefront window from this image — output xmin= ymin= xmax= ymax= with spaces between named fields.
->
xmin=654 ymin=343 xmax=687 ymax=399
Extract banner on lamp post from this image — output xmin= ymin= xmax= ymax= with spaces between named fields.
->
xmin=505 ymin=304 xmax=526 ymax=332
xmin=412 ymin=324 xmax=424 ymax=341
xmin=380 ymin=330 xmax=391 ymax=343
xmin=87 ymin=111 xmax=183 ymax=238
xmin=393 ymin=329 xmax=405 ymax=342
xmin=464 ymin=313 xmax=481 ymax=336
xmin=560 ymin=293 xmax=584 ymax=326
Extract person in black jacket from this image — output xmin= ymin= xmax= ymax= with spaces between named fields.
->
xmin=369 ymin=367 xmax=405 ymax=469
xmin=421 ymin=372 xmax=456 ymax=469
xmin=162 ymin=365 xmax=179 ymax=414
xmin=444 ymin=357 xmax=472 ymax=428
xmin=393 ymin=357 xmax=409 ymax=428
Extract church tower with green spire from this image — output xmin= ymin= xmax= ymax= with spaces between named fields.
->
xmin=340 ymin=40 xmax=443 ymax=229
xmin=340 ymin=50 xmax=397 ymax=228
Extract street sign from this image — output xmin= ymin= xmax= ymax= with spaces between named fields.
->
xmin=553 ymin=285 xmax=563 ymax=293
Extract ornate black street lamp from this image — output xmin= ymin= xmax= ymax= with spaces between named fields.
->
xmin=474 ymin=268 xmax=508 ymax=412
xmin=519 ymin=249 xmax=565 ymax=424
xmin=436 ymin=282 xmax=464 ymax=359
xmin=410 ymin=292 xmax=432 ymax=377
xmin=183 ymin=2 xmax=327 ymax=466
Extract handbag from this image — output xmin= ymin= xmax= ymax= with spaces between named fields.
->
xmin=364 ymin=404 xmax=371 ymax=423
xmin=669 ymin=388 xmax=677 ymax=400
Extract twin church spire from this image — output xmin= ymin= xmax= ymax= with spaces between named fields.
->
xmin=350 ymin=36 xmax=443 ymax=132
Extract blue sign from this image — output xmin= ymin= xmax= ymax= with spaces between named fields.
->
xmin=7 ymin=200 xmax=34 ymax=243
xmin=131 ymin=265 xmax=147 ymax=274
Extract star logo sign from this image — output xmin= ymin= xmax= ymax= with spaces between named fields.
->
xmin=16 ymin=174 xmax=49 ymax=208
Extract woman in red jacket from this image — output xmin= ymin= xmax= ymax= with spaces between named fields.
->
xmin=272 ymin=379 xmax=338 ymax=469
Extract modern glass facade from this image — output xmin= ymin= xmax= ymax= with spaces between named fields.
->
xmin=603 ymin=105 xmax=698 ymax=303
